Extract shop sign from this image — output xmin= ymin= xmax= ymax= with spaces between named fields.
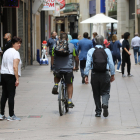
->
xmin=53 ymin=4 xmax=60 ymax=17
xmin=42 ymin=0 xmax=55 ymax=11
xmin=137 ymin=9 xmax=140 ymax=14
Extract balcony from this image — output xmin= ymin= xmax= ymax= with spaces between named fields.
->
xmin=63 ymin=3 xmax=79 ymax=13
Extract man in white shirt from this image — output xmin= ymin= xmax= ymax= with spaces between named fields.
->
xmin=131 ymin=33 xmax=140 ymax=65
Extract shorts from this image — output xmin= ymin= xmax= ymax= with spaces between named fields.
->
xmin=54 ymin=72 xmax=74 ymax=84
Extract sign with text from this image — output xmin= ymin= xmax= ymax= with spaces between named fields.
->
xmin=42 ymin=0 xmax=55 ymax=11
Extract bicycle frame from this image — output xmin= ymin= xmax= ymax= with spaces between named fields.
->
xmin=61 ymin=76 xmax=67 ymax=100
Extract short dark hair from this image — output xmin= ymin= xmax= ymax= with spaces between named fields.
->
xmin=72 ymin=33 xmax=78 ymax=39
xmin=60 ymin=33 xmax=68 ymax=40
xmin=121 ymin=34 xmax=124 ymax=39
xmin=11 ymin=36 xmax=22 ymax=45
xmin=83 ymin=32 xmax=88 ymax=38
xmin=124 ymin=32 xmax=130 ymax=40
xmin=93 ymin=32 xmax=98 ymax=37
xmin=51 ymin=31 xmax=55 ymax=36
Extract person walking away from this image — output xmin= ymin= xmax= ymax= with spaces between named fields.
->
xmin=131 ymin=33 xmax=140 ymax=65
xmin=77 ymin=32 xmax=93 ymax=84
xmin=120 ymin=34 xmax=124 ymax=45
xmin=68 ymin=32 xmax=72 ymax=43
xmin=109 ymin=34 xmax=122 ymax=73
xmin=70 ymin=33 xmax=79 ymax=50
xmin=92 ymin=32 xmax=98 ymax=48
xmin=3 ymin=33 xmax=12 ymax=54
xmin=47 ymin=31 xmax=57 ymax=71
xmin=122 ymin=32 xmax=133 ymax=77
xmin=84 ymin=35 xmax=115 ymax=117
xmin=70 ymin=33 xmax=79 ymax=70
xmin=51 ymin=33 xmax=79 ymax=108
xmin=0 ymin=36 xmax=22 ymax=121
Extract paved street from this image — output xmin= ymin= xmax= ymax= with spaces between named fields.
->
xmin=0 ymin=51 xmax=140 ymax=140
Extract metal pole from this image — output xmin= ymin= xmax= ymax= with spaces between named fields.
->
xmin=111 ymin=23 xmax=114 ymax=41
xmin=30 ymin=0 xmax=33 ymax=65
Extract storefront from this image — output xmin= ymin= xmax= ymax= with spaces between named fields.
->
xmin=55 ymin=3 xmax=79 ymax=36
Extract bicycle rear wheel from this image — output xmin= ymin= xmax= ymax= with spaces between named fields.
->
xmin=65 ymin=90 xmax=69 ymax=113
xmin=58 ymin=83 xmax=65 ymax=116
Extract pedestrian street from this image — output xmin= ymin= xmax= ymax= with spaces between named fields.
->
xmin=0 ymin=51 xmax=140 ymax=140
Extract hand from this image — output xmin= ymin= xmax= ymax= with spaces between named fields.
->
xmin=15 ymin=80 xmax=19 ymax=87
xmin=85 ymin=76 xmax=89 ymax=84
xmin=110 ymin=75 xmax=115 ymax=82
xmin=46 ymin=52 xmax=48 ymax=55
xmin=128 ymin=52 xmax=131 ymax=55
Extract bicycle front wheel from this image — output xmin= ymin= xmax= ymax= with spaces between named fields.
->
xmin=58 ymin=83 xmax=65 ymax=116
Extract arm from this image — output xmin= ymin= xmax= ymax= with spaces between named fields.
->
xmin=51 ymin=47 xmax=55 ymax=67
xmin=13 ymin=59 xmax=20 ymax=87
xmin=124 ymin=48 xmax=131 ymax=55
xmin=84 ymin=50 xmax=93 ymax=84
xmin=73 ymin=48 xmax=79 ymax=69
xmin=106 ymin=49 xmax=115 ymax=82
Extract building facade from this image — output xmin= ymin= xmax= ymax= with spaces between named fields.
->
xmin=106 ymin=0 xmax=136 ymax=41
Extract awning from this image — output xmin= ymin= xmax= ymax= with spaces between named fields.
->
xmin=81 ymin=13 xmax=118 ymax=24
xmin=32 ymin=0 xmax=44 ymax=14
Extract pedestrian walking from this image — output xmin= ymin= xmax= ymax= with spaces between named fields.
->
xmin=109 ymin=34 xmax=122 ymax=73
xmin=120 ymin=34 xmax=124 ymax=45
xmin=84 ymin=35 xmax=115 ymax=117
xmin=77 ymin=32 xmax=93 ymax=83
xmin=70 ymin=33 xmax=79 ymax=50
xmin=131 ymin=33 xmax=140 ymax=65
xmin=3 ymin=33 xmax=12 ymax=54
xmin=0 ymin=36 xmax=22 ymax=121
xmin=92 ymin=32 xmax=98 ymax=48
xmin=68 ymin=32 xmax=72 ymax=43
xmin=122 ymin=32 xmax=133 ymax=77
xmin=47 ymin=31 xmax=58 ymax=71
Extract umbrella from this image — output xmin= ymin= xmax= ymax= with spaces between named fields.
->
xmin=81 ymin=13 xmax=118 ymax=24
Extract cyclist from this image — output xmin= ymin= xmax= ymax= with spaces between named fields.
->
xmin=51 ymin=33 xmax=79 ymax=108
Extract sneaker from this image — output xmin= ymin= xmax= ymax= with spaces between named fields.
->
xmin=0 ymin=114 xmax=7 ymax=120
xmin=68 ymin=102 xmax=74 ymax=108
xmin=102 ymin=105 xmax=109 ymax=117
xmin=82 ymin=77 xmax=85 ymax=84
xmin=7 ymin=115 xmax=21 ymax=121
xmin=52 ymin=84 xmax=58 ymax=95
xmin=122 ymin=74 xmax=126 ymax=77
xmin=128 ymin=74 xmax=133 ymax=77
xmin=116 ymin=69 xmax=122 ymax=73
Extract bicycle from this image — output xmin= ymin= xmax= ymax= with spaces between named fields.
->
xmin=58 ymin=74 xmax=69 ymax=116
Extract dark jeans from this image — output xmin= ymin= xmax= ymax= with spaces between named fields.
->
xmin=80 ymin=60 xmax=86 ymax=77
xmin=113 ymin=54 xmax=121 ymax=70
xmin=1 ymin=74 xmax=16 ymax=117
xmin=91 ymin=72 xmax=110 ymax=114
xmin=133 ymin=47 xmax=140 ymax=64
xmin=122 ymin=54 xmax=131 ymax=75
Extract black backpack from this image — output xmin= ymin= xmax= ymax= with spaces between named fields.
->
xmin=54 ymin=40 xmax=70 ymax=57
xmin=92 ymin=47 xmax=107 ymax=72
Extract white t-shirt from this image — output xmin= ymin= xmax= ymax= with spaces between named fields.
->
xmin=1 ymin=48 xmax=22 ymax=76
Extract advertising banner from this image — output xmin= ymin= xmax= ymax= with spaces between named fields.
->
xmin=42 ymin=0 xmax=55 ymax=11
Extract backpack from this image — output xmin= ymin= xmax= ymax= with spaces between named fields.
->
xmin=54 ymin=40 xmax=70 ymax=57
xmin=92 ymin=47 xmax=107 ymax=72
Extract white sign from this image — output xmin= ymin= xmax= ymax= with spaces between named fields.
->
xmin=42 ymin=0 xmax=55 ymax=11
xmin=53 ymin=4 xmax=60 ymax=17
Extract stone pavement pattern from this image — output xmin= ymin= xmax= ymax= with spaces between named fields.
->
xmin=0 ymin=53 xmax=140 ymax=139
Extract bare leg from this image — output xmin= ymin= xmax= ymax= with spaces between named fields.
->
xmin=54 ymin=77 xmax=60 ymax=83
xmin=67 ymin=84 xmax=73 ymax=99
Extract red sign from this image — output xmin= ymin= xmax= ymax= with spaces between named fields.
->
xmin=137 ymin=9 xmax=140 ymax=14
xmin=57 ymin=0 xmax=65 ymax=9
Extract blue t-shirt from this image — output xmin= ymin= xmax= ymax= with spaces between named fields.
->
xmin=70 ymin=39 xmax=79 ymax=50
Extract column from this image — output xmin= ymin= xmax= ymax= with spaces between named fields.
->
xmin=117 ymin=0 xmax=129 ymax=40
